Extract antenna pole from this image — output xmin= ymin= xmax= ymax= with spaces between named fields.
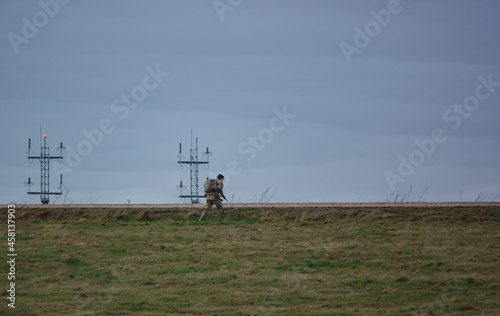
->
xmin=27 ymin=131 xmax=65 ymax=204
xmin=177 ymin=132 xmax=212 ymax=204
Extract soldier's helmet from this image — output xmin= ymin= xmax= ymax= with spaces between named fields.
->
xmin=217 ymin=174 xmax=224 ymax=180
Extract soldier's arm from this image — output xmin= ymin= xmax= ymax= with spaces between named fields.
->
xmin=218 ymin=181 xmax=226 ymax=200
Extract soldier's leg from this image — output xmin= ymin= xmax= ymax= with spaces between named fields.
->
xmin=200 ymin=201 xmax=214 ymax=221
xmin=216 ymin=199 xmax=225 ymax=221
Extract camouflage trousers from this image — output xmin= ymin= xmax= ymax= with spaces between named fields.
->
xmin=199 ymin=199 xmax=225 ymax=221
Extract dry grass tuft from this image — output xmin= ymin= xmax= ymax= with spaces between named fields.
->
xmin=135 ymin=210 xmax=151 ymax=221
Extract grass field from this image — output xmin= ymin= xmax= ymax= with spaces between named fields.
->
xmin=1 ymin=205 xmax=499 ymax=315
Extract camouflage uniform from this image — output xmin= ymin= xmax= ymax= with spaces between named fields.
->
xmin=199 ymin=179 xmax=225 ymax=221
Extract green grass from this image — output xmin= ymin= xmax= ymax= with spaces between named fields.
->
xmin=1 ymin=206 xmax=499 ymax=315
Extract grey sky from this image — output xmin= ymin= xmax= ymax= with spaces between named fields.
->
xmin=1 ymin=0 xmax=499 ymax=204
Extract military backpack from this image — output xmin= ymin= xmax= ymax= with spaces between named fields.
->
xmin=204 ymin=179 xmax=218 ymax=194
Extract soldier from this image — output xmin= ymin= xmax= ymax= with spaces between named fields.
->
xmin=200 ymin=174 xmax=227 ymax=222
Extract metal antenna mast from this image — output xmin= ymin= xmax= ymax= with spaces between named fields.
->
xmin=178 ymin=133 xmax=211 ymax=204
xmin=27 ymin=132 xmax=64 ymax=204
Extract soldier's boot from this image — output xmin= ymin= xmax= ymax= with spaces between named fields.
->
xmin=218 ymin=208 xmax=226 ymax=222
xmin=199 ymin=209 xmax=209 ymax=221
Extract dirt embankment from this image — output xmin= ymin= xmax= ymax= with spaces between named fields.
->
xmin=6 ymin=202 xmax=500 ymax=209
xmin=1 ymin=203 xmax=499 ymax=223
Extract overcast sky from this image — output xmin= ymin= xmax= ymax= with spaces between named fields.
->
xmin=1 ymin=0 xmax=499 ymax=205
